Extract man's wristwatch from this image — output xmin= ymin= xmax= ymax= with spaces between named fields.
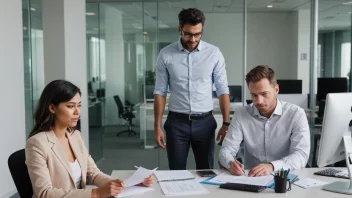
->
xmin=223 ymin=121 xmax=230 ymax=126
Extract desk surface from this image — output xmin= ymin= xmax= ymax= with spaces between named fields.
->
xmin=111 ymin=168 xmax=350 ymax=198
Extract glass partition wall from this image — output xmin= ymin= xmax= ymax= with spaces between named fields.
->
xmin=22 ymin=0 xmax=44 ymax=137
xmin=86 ymin=0 xmax=342 ymax=172
xmin=86 ymin=0 xmax=245 ymax=171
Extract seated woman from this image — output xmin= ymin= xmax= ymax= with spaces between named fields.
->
xmin=26 ymin=80 xmax=153 ymax=198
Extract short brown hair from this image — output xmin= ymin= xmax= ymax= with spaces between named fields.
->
xmin=245 ymin=65 xmax=277 ymax=86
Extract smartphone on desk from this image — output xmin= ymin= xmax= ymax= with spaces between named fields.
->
xmin=196 ymin=170 xmax=217 ymax=177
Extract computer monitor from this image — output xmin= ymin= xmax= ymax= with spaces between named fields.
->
xmin=317 ymin=78 xmax=348 ymax=102
xmin=228 ymin=85 xmax=242 ymax=102
xmin=276 ymin=79 xmax=302 ymax=94
xmin=317 ymin=93 xmax=352 ymax=194
xmin=145 ymin=85 xmax=155 ymax=102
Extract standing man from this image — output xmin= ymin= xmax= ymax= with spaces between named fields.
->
xmin=153 ymin=8 xmax=230 ymax=170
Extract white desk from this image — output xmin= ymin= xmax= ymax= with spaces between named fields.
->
xmin=111 ymin=168 xmax=350 ymax=198
xmin=139 ymin=102 xmax=243 ymax=149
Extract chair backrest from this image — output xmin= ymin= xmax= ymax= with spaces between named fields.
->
xmin=113 ymin=95 xmax=124 ymax=117
xmin=8 ymin=149 xmax=33 ymax=198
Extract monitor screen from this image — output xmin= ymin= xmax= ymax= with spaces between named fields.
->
xmin=317 ymin=78 xmax=348 ymax=102
xmin=277 ymin=80 xmax=302 ymax=94
xmin=228 ymin=85 xmax=242 ymax=102
xmin=145 ymin=85 xmax=155 ymax=101
xmin=317 ymin=93 xmax=352 ymax=168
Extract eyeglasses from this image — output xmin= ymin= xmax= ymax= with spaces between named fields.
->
xmin=182 ymin=30 xmax=203 ymax=38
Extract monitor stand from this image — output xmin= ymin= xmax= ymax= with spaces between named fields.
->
xmin=322 ymin=135 xmax=352 ymax=194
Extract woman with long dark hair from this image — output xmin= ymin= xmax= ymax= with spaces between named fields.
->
xmin=26 ymin=80 xmax=152 ymax=198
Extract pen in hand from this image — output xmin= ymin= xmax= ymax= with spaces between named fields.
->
xmin=235 ymin=159 xmax=246 ymax=176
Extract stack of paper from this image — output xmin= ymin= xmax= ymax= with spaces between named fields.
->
xmin=154 ymin=170 xmax=194 ymax=182
xmin=154 ymin=170 xmax=209 ymax=196
xmin=115 ymin=186 xmax=155 ymax=198
xmin=205 ymin=171 xmax=274 ymax=186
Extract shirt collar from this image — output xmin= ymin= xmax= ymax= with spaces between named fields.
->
xmin=177 ymin=37 xmax=203 ymax=52
xmin=252 ymin=99 xmax=282 ymax=118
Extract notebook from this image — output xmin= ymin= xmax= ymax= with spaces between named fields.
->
xmin=154 ymin=170 xmax=209 ymax=196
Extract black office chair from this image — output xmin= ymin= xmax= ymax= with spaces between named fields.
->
xmin=113 ymin=95 xmax=137 ymax=136
xmin=8 ymin=149 xmax=33 ymax=198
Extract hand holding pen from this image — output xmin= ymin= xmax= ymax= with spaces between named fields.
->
xmin=229 ymin=159 xmax=246 ymax=176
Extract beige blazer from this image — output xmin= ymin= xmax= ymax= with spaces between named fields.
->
xmin=26 ymin=130 xmax=112 ymax=198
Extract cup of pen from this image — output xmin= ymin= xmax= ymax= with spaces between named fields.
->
xmin=274 ymin=170 xmax=291 ymax=193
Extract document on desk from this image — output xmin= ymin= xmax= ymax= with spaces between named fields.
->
xmin=115 ymin=186 xmax=155 ymax=198
xmin=207 ymin=171 xmax=273 ymax=186
xmin=159 ymin=179 xmax=209 ymax=196
xmin=123 ymin=166 xmax=158 ymax=187
xmin=154 ymin=170 xmax=194 ymax=182
xmin=293 ymin=178 xmax=329 ymax=189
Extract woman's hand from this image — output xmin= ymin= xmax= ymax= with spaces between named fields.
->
xmin=92 ymin=179 xmax=124 ymax=198
xmin=141 ymin=175 xmax=154 ymax=187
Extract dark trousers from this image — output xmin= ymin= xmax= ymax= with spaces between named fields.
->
xmin=164 ymin=112 xmax=217 ymax=170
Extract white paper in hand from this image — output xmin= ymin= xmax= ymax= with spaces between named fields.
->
xmin=123 ymin=167 xmax=158 ymax=187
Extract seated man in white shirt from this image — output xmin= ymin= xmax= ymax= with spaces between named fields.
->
xmin=219 ymin=65 xmax=310 ymax=177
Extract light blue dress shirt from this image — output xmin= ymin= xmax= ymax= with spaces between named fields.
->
xmin=219 ymin=100 xmax=310 ymax=171
xmin=154 ymin=38 xmax=229 ymax=114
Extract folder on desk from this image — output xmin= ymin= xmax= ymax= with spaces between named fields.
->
xmin=201 ymin=172 xmax=273 ymax=187
xmin=154 ymin=170 xmax=209 ymax=196
xmin=201 ymin=172 xmax=297 ymax=188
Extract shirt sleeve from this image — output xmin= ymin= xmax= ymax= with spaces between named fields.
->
xmin=270 ymin=108 xmax=311 ymax=171
xmin=213 ymin=48 xmax=229 ymax=96
xmin=219 ymin=110 xmax=244 ymax=169
xmin=153 ymin=50 xmax=169 ymax=97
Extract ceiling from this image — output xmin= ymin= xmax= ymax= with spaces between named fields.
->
xmin=26 ymin=0 xmax=352 ymax=35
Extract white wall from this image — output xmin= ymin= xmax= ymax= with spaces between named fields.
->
xmin=296 ymin=10 xmax=311 ymax=94
xmin=43 ymin=0 xmax=89 ymax=145
xmin=0 ymin=1 xmax=26 ymax=197
xmin=247 ymin=12 xmax=296 ymax=79
xmin=104 ymin=4 xmax=125 ymax=125
xmin=203 ymin=13 xmax=244 ymax=86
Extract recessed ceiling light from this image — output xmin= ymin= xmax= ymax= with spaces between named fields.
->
xmin=86 ymin=12 xmax=96 ymax=16
xmin=267 ymin=5 xmax=273 ymax=8
xmin=349 ymin=12 xmax=352 ymax=14
xmin=30 ymin=8 xmax=36 ymax=11
xmin=342 ymin=1 xmax=352 ymax=5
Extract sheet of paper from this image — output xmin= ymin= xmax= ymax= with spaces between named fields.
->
xmin=123 ymin=167 xmax=158 ymax=187
xmin=154 ymin=170 xmax=194 ymax=181
xmin=207 ymin=171 xmax=273 ymax=186
xmin=294 ymin=178 xmax=329 ymax=189
xmin=115 ymin=186 xmax=155 ymax=198
xmin=159 ymin=179 xmax=209 ymax=196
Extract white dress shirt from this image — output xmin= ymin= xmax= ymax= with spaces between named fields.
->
xmin=219 ymin=99 xmax=310 ymax=171
xmin=70 ymin=159 xmax=82 ymax=189
xmin=154 ymin=38 xmax=229 ymax=114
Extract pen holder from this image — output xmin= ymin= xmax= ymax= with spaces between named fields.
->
xmin=274 ymin=176 xmax=291 ymax=193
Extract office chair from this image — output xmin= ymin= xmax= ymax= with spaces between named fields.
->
xmin=113 ymin=95 xmax=137 ymax=136
xmin=8 ymin=149 xmax=33 ymax=198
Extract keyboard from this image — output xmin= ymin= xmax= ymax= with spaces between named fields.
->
xmin=219 ymin=183 xmax=267 ymax=192
xmin=314 ymin=168 xmax=349 ymax=179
